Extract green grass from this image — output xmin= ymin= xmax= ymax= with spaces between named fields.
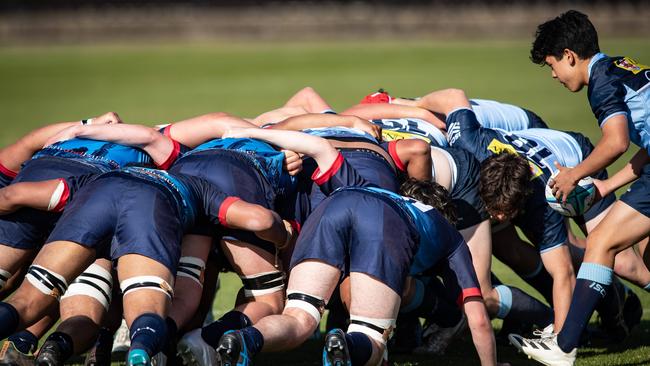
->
xmin=1 ymin=39 xmax=650 ymax=365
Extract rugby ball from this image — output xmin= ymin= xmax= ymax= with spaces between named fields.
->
xmin=545 ymin=172 xmax=596 ymax=217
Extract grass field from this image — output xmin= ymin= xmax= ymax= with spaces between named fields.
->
xmin=1 ymin=39 xmax=650 ymax=365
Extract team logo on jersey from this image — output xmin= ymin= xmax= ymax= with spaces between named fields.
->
xmin=614 ymin=57 xmax=650 ymax=75
xmin=487 ymin=139 xmax=544 ymax=179
xmin=447 ymin=122 xmax=461 ymax=145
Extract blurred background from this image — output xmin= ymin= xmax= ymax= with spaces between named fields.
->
xmin=1 ymin=1 xmax=649 ymax=365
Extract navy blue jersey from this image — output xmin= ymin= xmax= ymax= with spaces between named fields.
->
xmin=588 ymin=53 xmax=650 ymax=152
xmin=32 ymin=138 xmax=154 ymax=172
xmin=174 ymin=138 xmax=296 ymax=199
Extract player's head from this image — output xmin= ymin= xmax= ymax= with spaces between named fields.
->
xmin=530 ymin=10 xmax=599 ymax=92
xmin=399 ymin=178 xmax=457 ymax=225
xmin=479 ymin=153 xmax=532 ymax=222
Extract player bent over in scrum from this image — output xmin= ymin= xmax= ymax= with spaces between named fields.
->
xmin=0 ymin=166 xmax=292 ymax=366
xmin=207 ymin=128 xmax=502 ymax=366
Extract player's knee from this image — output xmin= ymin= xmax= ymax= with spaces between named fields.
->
xmin=61 ymin=263 xmax=113 ymax=311
xmin=244 ymin=206 xmax=277 ymax=232
xmin=25 ymin=265 xmax=69 ymax=300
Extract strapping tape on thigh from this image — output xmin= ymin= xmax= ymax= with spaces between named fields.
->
xmin=177 ymin=256 xmax=206 ymax=287
xmin=61 ymin=263 xmax=113 ymax=310
xmin=285 ymin=291 xmax=326 ymax=323
xmin=240 ymin=271 xmax=285 ymax=297
xmin=348 ymin=315 xmax=395 ymax=345
xmin=120 ymin=276 xmax=174 ymax=299
xmin=26 ymin=265 xmax=68 ymax=300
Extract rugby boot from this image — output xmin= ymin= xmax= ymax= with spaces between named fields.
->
xmin=322 ymin=329 xmax=351 ymax=366
xmin=126 ymin=349 xmax=150 ymax=366
xmin=509 ymin=333 xmax=576 ymax=366
xmin=215 ymin=331 xmax=250 ymax=366
xmin=414 ymin=314 xmax=467 ymax=355
xmin=0 ymin=341 xmax=33 ymax=366
xmin=34 ymin=340 xmax=64 ymax=366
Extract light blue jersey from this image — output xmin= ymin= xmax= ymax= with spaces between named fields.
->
xmin=471 ymin=99 xmax=531 ymax=131
xmin=588 ymin=53 xmax=650 ymax=152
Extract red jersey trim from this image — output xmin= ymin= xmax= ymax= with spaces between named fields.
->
xmin=387 ymin=141 xmax=406 ymax=172
xmin=457 ymin=287 xmax=483 ymax=306
xmin=0 ymin=162 xmax=18 ymax=179
xmin=312 ymin=153 xmax=344 ymax=185
xmin=218 ymin=196 xmax=242 ymax=227
xmin=51 ymin=179 xmax=71 ymax=213
xmin=156 ymin=139 xmax=181 ymax=170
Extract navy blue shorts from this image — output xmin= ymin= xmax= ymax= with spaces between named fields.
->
xmin=306 ymin=149 xmax=399 ymax=210
xmin=0 ymin=157 xmax=99 ymax=250
xmin=446 ymin=148 xmax=489 ymax=230
xmin=47 ymin=175 xmax=184 ymax=273
xmin=523 ymin=109 xmax=549 ymax=129
xmin=170 ymin=150 xmax=275 ymax=252
xmin=564 ymin=131 xmax=616 ymax=223
xmin=620 ymin=162 xmax=650 ymax=218
xmin=290 ymin=190 xmax=417 ymax=295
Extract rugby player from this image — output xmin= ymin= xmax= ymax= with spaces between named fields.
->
xmin=0 ymin=163 xmax=293 ymax=366
xmin=509 ymin=10 xmax=650 ymax=365
xmin=412 ymin=87 xmax=648 ymax=335
xmin=211 ymin=127 xmax=504 ymax=366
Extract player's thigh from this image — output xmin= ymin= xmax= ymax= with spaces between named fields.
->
xmin=586 ymin=200 xmax=650 ymax=257
xmin=348 ymin=272 xmax=400 ymax=319
xmin=287 ymin=260 xmax=341 ymax=303
xmin=220 ymin=239 xmax=276 ymax=276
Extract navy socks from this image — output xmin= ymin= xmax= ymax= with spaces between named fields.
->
xmin=201 ymin=310 xmax=252 ymax=348
xmin=129 ymin=313 xmax=167 ymax=357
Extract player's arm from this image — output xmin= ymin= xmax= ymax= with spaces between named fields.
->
xmin=251 ymin=86 xmax=334 ymax=126
xmin=221 ymin=199 xmax=295 ymax=249
xmin=166 ymin=112 xmax=259 ymax=148
xmin=223 ymin=127 xmax=340 ymax=173
xmin=595 ymin=148 xmax=650 ymax=198
xmin=341 ymin=103 xmax=446 ymax=130
xmin=550 ymin=115 xmax=630 ymax=202
xmin=464 ymin=299 xmax=499 ymax=366
xmin=43 ymin=123 xmax=178 ymax=169
xmin=0 ymin=112 xmax=122 ymax=173
xmin=391 ymin=139 xmax=433 ymax=181
xmin=268 ymin=113 xmax=382 ymax=140
xmin=0 ymin=179 xmax=65 ymax=214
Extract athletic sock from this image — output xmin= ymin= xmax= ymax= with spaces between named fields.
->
xmin=595 ymin=278 xmax=626 ymax=331
xmin=95 ymin=327 xmax=114 ymax=352
xmin=129 ymin=313 xmax=167 ymax=357
xmin=8 ymin=329 xmax=38 ymax=354
xmin=201 ymin=310 xmax=253 ymax=348
xmin=557 ymin=262 xmax=613 ymax=352
xmin=521 ymin=261 xmax=554 ymax=305
xmin=495 ymin=285 xmax=553 ymax=327
xmin=0 ymin=302 xmax=20 ymax=340
xmin=162 ymin=317 xmax=178 ymax=357
xmin=240 ymin=327 xmax=264 ymax=356
xmin=400 ymin=277 xmax=461 ymax=328
xmin=345 ymin=332 xmax=372 ymax=366
xmin=45 ymin=331 xmax=74 ymax=361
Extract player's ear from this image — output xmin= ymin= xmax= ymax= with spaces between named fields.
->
xmin=563 ymin=49 xmax=576 ymax=66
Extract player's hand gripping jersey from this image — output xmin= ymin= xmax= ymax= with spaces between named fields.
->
xmin=588 ymin=53 xmax=650 ymax=152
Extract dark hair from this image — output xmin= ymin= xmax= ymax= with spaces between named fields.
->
xmin=531 ymin=10 xmax=600 ymax=65
xmin=479 ymin=153 xmax=532 ymax=221
xmin=399 ymin=178 xmax=457 ymax=225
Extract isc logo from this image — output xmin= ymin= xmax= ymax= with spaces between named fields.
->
xmin=589 ymin=282 xmax=607 ymax=298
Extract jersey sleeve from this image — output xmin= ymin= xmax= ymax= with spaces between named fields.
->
xmin=193 ymin=177 xmax=241 ymax=227
xmin=445 ymin=108 xmax=499 ymax=162
xmin=312 ymin=152 xmax=372 ymax=196
xmin=589 ymin=61 xmax=630 ymax=128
